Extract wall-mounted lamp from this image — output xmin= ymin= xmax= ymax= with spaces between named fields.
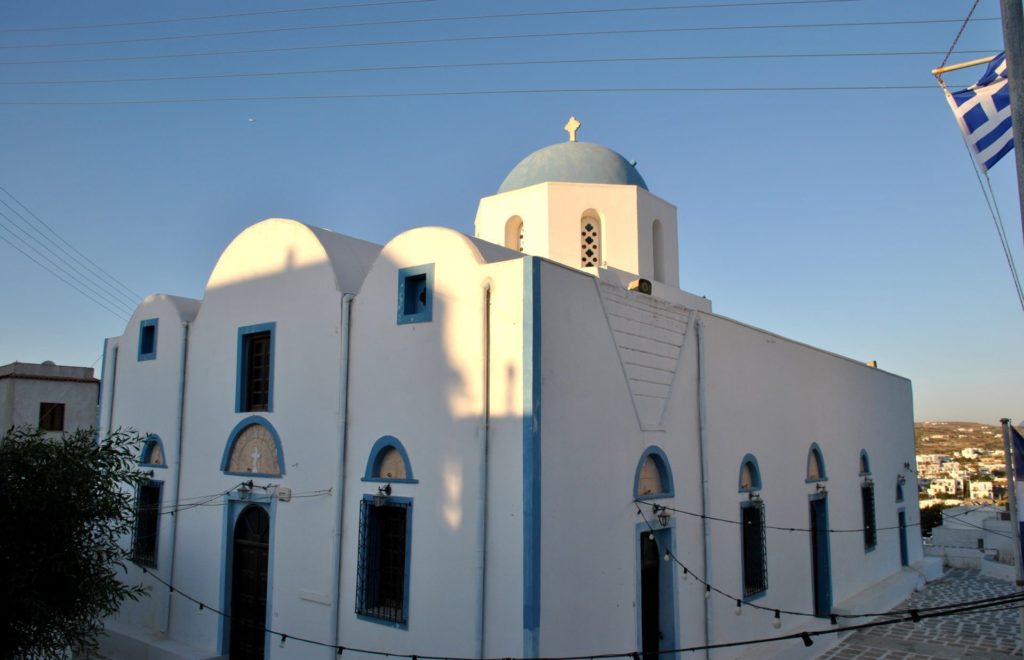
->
xmin=816 ymin=483 xmax=828 ymax=494
xmin=652 ymin=504 xmax=670 ymax=527
xmin=374 ymin=483 xmax=392 ymax=507
xmin=238 ymin=479 xmax=254 ymax=500
xmin=748 ymin=491 xmax=762 ymax=502
xmin=897 ymin=475 xmax=907 ymax=486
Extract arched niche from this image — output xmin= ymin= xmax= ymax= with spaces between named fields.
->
xmin=220 ymin=416 xmax=285 ymax=478
xmin=806 ymin=443 xmax=827 ymax=483
xmin=738 ymin=453 xmax=762 ymax=492
xmin=363 ymin=436 xmax=417 ymax=483
xmin=634 ymin=446 xmax=674 ymax=499
xmin=140 ymin=434 xmax=167 ymax=468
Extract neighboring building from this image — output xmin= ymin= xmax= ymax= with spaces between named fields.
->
xmin=0 ymin=360 xmax=99 ymax=436
xmin=98 ymin=122 xmax=925 ymax=660
xmin=969 ymin=481 xmax=994 ymax=500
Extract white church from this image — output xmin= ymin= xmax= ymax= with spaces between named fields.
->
xmin=98 ymin=119 xmax=928 ymax=660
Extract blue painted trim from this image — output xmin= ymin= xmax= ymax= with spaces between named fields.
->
xmin=808 ymin=492 xmax=832 ymax=617
xmin=738 ymin=453 xmax=762 ymax=492
xmin=218 ymin=493 xmax=275 ymax=657
xmin=140 ymin=433 xmax=168 ymax=468
xmin=356 ymin=494 xmax=413 ymax=629
xmin=522 ymin=257 xmax=541 ymax=657
xmin=137 ymin=318 xmax=158 ymax=361
xmin=633 ymin=521 xmax=678 ymax=656
xmin=361 ymin=435 xmax=418 ymax=483
xmin=234 ymin=322 xmax=276 ymax=413
xmin=396 ymin=263 xmax=435 ymax=325
xmin=96 ymin=338 xmax=108 ymax=434
xmin=219 ymin=416 xmax=286 ymax=477
xmin=805 ymin=442 xmax=828 ymax=483
xmin=633 ymin=445 xmax=676 ymax=499
xmin=859 ymin=449 xmax=871 ymax=476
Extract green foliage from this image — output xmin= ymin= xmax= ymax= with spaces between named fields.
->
xmin=0 ymin=427 xmax=149 ymax=658
xmin=920 ymin=503 xmax=946 ymax=537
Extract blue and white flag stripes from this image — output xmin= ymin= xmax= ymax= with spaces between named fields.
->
xmin=1011 ymin=424 xmax=1024 ymax=561
xmin=946 ymin=52 xmax=1013 ymax=171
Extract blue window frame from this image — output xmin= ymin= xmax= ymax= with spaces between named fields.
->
xmin=140 ymin=434 xmax=167 ymax=468
xmin=634 ymin=446 xmax=675 ymax=499
xmin=806 ymin=443 xmax=828 ymax=483
xmin=363 ymin=436 xmax=418 ymax=483
xmin=138 ymin=318 xmax=158 ymax=361
xmin=397 ymin=264 xmax=434 ymax=325
xmin=356 ymin=495 xmax=412 ymax=627
xmin=235 ymin=323 xmax=275 ymax=413
xmin=132 ymin=480 xmax=162 ymax=568
xmin=738 ymin=453 xmax=762 ymax=493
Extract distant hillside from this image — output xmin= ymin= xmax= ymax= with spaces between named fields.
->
xmin=915 ymin=421 xmax=1004 ymax=455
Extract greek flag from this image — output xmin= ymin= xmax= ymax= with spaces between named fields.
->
xmin=946 ymin=52 xmax=1013 ymax=171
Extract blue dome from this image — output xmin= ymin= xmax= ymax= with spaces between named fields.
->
xmin=498 ymin=141 xmax=648 ymax=194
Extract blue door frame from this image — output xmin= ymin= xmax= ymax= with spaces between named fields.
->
xmin=636 ymin=525 xmax=677 ymax=660
xmin=809 ymin=494 xmax=832 ymax=618
xmin=898 ymin=509 xmax=909 ymax=567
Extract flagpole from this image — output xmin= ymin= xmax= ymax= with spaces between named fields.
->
xmin=998 ymin=418 xmax=1024 ymax=650
xmin=999 ymin=0 xmax=1024 ymax=247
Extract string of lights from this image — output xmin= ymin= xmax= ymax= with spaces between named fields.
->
xmin=133 ymin=555 xmax=1024 ymax=658
xmin=634 ymin=505 xmax=1019 ymax=622
xmin=134 ymin=481 xmax=333 ymax=515
xmin=634 ymin=498 xmax=920 ymax=535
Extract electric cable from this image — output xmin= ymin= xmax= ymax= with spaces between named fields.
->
xmin=0 ymin=49 xmax=998 ymax=87
xmin=0 ymin=17 xmax=1000 ymax=67
xmin=0 ymin=1 xmax=873 ymax=50
xmin=0 ymin=0 xmax=436 ymax=33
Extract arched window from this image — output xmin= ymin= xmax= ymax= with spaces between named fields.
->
xmin=140 ymin=434 xmax=166 ymax=468
xmin=220 ymin=416 xmax=285 ymax=478
xmin=634 ymin=446 xmax=674 ymax=499
xmin=505 ymin=216 xmax=524 ymax=252
xmin=806 ymin=443 xmax=827 ymax=482
xmin=652 ymin=219 xmax=664 ymax=282
xmin=580 ymin=211 xmax=601 ymax=267
xmin=363 ymin=436 xmax=417 ymax=483
xmin=860 ymin=450 xmax=876 ymax=550
xmin=738 ymin=454 xmax=762 ymax=492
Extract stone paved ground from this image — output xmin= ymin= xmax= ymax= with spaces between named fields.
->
xmin=819 ymin=568 xmax=1023 ymax=659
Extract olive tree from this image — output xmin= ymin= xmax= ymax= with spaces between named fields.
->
xmin=0 ymin=427 xmax=149 ymax=658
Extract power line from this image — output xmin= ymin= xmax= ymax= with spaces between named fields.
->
xmin=0 ymin=222 xmax=129 ymax=321
xmin=0 ymin=49 xmax=998 ymax=87
xmin=0 ymin=209 xmax=137 ymax=315
xmin=0 ymin=186 xmax=141 ymax=304
xmin=0 ymin=84 xmax=963 ymax=107
xmin=0 ymin=17 xmax=1000 ymax=67
xmin=0 ymin=1 xmax=871 ymax=50
xmin=0 ymin=0 xmax=437 ymax=33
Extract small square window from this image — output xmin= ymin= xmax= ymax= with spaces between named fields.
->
xmin=38 ymin=402 xmax=65 ymax=432
xmin=138 ymin=319 xmax=158 ymax=361
xmin=397 ymin=264 xmax=434 ymax=325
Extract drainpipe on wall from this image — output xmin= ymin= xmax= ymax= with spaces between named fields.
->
xmin=162 ymin=321 xmax=190 ymax=635
xmin=331 ymin=294 xmax=355 ymax=657
xmin=476 ymin=281 xmax=492 ymax=659
xmin=106 ymin=345 xmax=118 ymax=435
xmin=695 ymin=317 xmax=712 ymax=660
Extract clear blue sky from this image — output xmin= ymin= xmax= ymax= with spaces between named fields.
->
xmin=0 ymin=0 xmax=1020 ymax=423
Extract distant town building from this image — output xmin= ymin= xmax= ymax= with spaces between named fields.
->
xmin=969 ymin=481 xmax=994 ymax=500
xmin=0 ymin=361 xmax=98 ymax=436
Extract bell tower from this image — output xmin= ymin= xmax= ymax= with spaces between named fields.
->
xmin=474 ymin=118 xmax=680 ymax=288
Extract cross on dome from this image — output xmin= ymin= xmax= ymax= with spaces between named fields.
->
xmin=564 ymin=116 xmax=581 ymax=142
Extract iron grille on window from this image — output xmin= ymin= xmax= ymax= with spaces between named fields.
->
xmin=741 ymin=500 xmax=767 ymax=597
xmin=243 ymin=331 xmax=271 ymax=412
xmin=356 ymin=498 xmax=410 ymax=625
xmin=132 ymin=481 xmax=161 ymax=568
xmin=861 ymin=482 xmax=877 ymax=550
xmin=38 ymin=402 xmax=65 ymax=432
